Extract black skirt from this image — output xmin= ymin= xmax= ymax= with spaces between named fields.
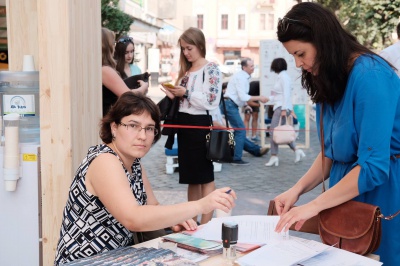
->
xmin=177 ymin=112 xmax=214 ymax=184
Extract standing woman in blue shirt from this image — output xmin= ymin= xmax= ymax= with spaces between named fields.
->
xmin=114 ymin=36 xmax=142 ymax=78
xmin=273 ymin=3 xmax=400 ymax=265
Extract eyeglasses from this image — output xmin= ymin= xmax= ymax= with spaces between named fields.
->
xmin=117 ymin=37 xmax=134 ymax=44
xmin=119 ymin=122 xmax=159 ymax=137
xmin=278 ymin=17 xmax=307 ymax=33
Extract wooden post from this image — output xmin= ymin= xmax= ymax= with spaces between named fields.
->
xmin=7 ymin=1 xmax=101 ymax=265
xmin=6 ymin=0 xmax=39 ymax=71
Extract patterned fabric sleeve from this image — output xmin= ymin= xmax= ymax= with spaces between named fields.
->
xmin=188 ymin=62 xmax=223 ymax=111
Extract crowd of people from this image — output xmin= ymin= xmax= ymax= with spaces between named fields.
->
xmin=54 ymin=2 xmax=400 ymax=265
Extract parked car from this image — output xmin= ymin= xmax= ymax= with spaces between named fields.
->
xmin=224 ymin=59 xmax=241 ymax=76
xmin=206 ymin=57 xmax=230 ymax=78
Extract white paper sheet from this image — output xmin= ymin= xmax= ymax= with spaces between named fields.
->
xmin=236 ymin=237 xmax=329 ymax=266
xmin=297 ymin=245 xmax=382 ymax=266
xmin=236 ymin=236 xmax=382 ymax=266
xmin=192 ymin=215 xmax=288 ymax=244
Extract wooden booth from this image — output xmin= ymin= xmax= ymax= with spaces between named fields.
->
xmin=5 ymin=1 xmax=101 ymax=265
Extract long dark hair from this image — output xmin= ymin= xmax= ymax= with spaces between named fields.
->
xmin=114 ymin=36 xmax=135 ymax=79
xmin=277 ymin=2 xmax=376 ymax=105
xmin=177 ymin=27 xmax=206 ymax=85
xmin=100 ymin=92 xmax=161 ymax=144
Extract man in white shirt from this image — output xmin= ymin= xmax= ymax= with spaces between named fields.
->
xmin=223 ymin=58 xmax=269 ymax=165
xmin=380 ymin=22 xmax=400 ymax=77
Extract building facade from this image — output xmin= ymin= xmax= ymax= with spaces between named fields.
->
xmin=118 ymin=0 xmax=297 ymax=82
xmin=190 ymin=0 xmax=296 ymax=76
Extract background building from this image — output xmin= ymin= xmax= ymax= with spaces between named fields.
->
xmin=118 ymin=0 xmax=297 ymax=82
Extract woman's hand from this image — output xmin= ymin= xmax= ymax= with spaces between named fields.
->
xmin=275 ymin=202 xmax=319 ymax=233
xmin=199 ymin=187 xmax=237 ymax=214
xmin=273 ymin=187 xmax=301 ymax=215
xmin=171 ymin=219 xmax=198 ymax=232
xmin=136 ymin=80 xmax=149 ymax=95
xmin=165 ymin=85 xmax=186 ymax=98
xmin=160 ymin=87 xmax=174 ymax=99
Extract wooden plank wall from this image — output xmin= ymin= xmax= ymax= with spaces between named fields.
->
xmin=7 ymin=1 xmax=101 ymax=265
xmin=6 ymin=0 xmax=39 ymax=70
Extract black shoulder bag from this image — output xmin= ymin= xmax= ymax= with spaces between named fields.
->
xmin=205 ymin=93 xmax=235 ymax=163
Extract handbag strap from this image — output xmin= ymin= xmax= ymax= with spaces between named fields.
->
xmin=278 ymin=113 xmax=294 ymax=127
xmin=319 ymin=104 xmax=326 ymax=193
xmin=319 ymin=103 xmax=400 ymax=220
xmin=206 ymin=87 xmax=229 ymax=129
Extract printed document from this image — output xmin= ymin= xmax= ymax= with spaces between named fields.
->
xmin=236 ymin=237 xmax=382 ymax=266
xmin=192 ymin=215 xmax=288 ymax=244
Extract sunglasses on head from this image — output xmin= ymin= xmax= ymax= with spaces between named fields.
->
xmin=278 ymin=17 xmax=308 ymax=33
xmin=117 ymin=37 xmax=134 ymax=44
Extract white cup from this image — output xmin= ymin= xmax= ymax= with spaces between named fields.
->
xmin=23 ymin=55 xmax=35 ymax=71
xmin=215 ymin=208 xmax=232 ymax=218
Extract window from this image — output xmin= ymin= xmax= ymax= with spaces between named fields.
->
xmin=221 ymin=14 xmax=228 ymax=30
xmin=260 ymin=14 xmax=266 ymax=30
xmin=197 ymin=14 xmax=204 ymax=30
xmin=268 ymin=13 xmax=274 ymax=30
xmin=238 ymin=14 xmax=245 ymax=30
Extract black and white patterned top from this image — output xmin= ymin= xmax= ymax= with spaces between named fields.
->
xmin=54 ymin=144 xmax=147 ymax=265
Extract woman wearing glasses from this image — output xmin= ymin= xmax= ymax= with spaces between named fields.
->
xmin=273 ymin=3 xmax=400 ymax=265
xmin=101 ymin=28 xmax=148 ymax=116
xmin=161 ymin=27 xmax=223 ymax=224
xmin=54 ymin=92 xmax=236 ymax=265
xmin=114 ymin=36 xmax=142 ymax=79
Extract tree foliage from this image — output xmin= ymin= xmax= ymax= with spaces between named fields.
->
xmin=315 ymin=0 xmax=400 ymax=50
xmin=101 ymin=0 xmax=134 ymax=39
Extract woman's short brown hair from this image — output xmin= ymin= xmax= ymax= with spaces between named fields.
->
xmin=270 ymin=58 xmax=287 ymax=73
xmin=100 ymin=92 xmax=161 ymax=144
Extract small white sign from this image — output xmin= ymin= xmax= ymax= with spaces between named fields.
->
xmin=3 ymin=94 xmax=35 ymax=116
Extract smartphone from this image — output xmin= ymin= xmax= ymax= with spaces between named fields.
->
xmin=163 ymin=83 xmax=175 ymax=89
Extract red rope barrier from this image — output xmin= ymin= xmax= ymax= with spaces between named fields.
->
xmin=161 ymin=123 xmax=315 ymax=132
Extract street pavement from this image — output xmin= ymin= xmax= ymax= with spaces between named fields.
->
xmin=142 ymin=83 xmax=322 ymax=240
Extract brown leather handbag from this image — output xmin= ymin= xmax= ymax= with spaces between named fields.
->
xmin=317 ymin=104 xmax=399 ymax=255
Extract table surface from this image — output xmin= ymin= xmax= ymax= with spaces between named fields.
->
xmin=133 ymin=237 xmax=246 ymax=265
xmin=132 ymin=236 xmax=380 ymax=265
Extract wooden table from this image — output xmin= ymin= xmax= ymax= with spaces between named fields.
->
xmin=132 ymin=237 xmax=245 ymax=265
xmin=132 ymin=237 xmax=380 ymax=265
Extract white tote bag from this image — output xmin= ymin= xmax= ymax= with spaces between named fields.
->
xmin=273 ymin=115 xmax=296 ymax=144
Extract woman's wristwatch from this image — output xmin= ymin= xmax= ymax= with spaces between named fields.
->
xmin=182 ymin=89 xmax=189 ymax=98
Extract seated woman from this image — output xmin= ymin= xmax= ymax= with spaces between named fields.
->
xmin=54 ymin=92 xmax=236 ymax=265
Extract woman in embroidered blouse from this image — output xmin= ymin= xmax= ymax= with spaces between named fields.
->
xmin=273 ymin=3 xmax=400 ymax=265
xmin=114 ymin=36 xmax=142 ymax=79
xmin=54 ymin=93 xmax=236 ymax=265
xmin=161 ymin=27 xmax=223 ymax=224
